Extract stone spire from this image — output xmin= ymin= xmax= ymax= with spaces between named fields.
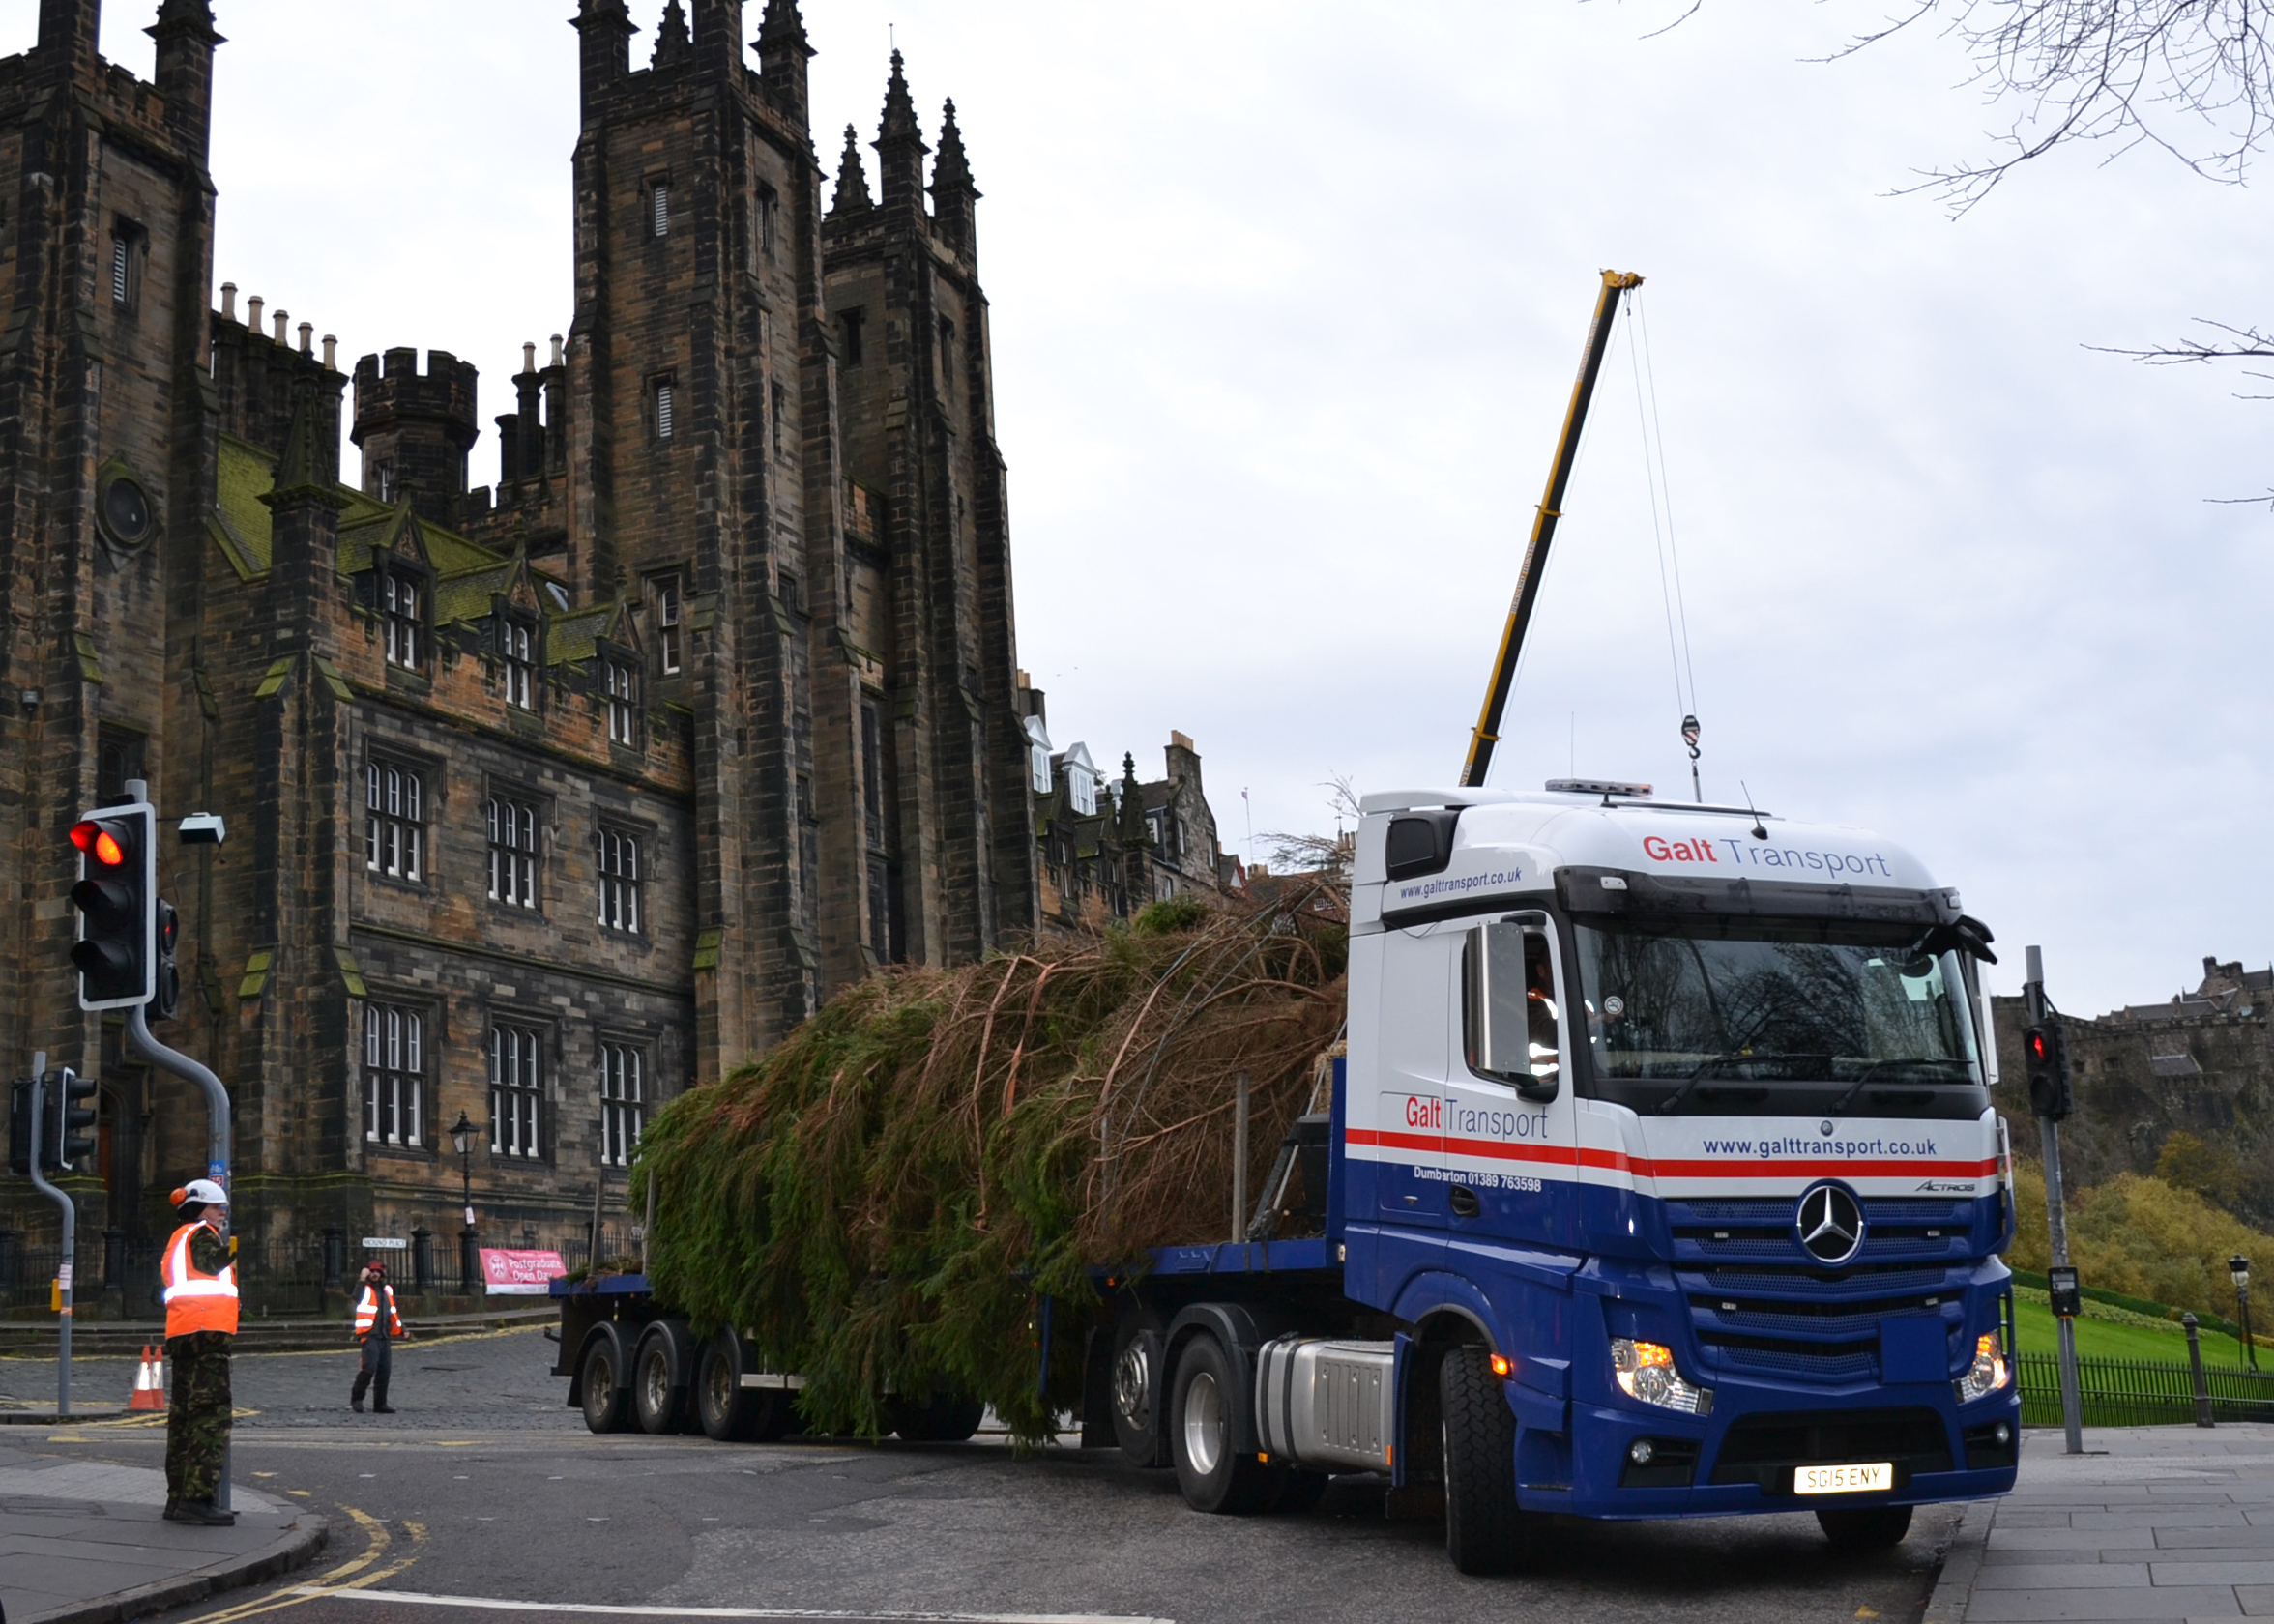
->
xmin=831 ymin=124 xmax=874 ymax=215
xmin=653 ymin=0 xmax=690 ymax=66
xmin=756 ymin=0 xmax=813 ymax=123
xmin=1119 ymin=754 xmax=1149 ymax=846
xmin=874 ymin=49 xmax=928 ymax=211
xmin=930 ymin=98 xmax=979 ymax=255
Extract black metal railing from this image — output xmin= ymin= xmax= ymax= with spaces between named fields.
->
xmin=2019 ymin=1351 xmax=2274 ymax=1427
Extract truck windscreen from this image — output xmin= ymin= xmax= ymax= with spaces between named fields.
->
xmin=1571 ymin=918 xmax=1988 ymax=1118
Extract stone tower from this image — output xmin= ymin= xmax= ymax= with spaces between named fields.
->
xmin=0 ymin=0 xmax=225 ymax=1227
xmin=350 ymin=348 xmax=481 ymax=525
xmin=564 ymin=0 xmax=1035 ymax=1070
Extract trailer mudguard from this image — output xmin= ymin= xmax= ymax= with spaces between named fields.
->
xmin=567 ymin=1320 xmax=633 ymax=1409
xmin=1162 ymin=1302 xmax=1281 ymax=1456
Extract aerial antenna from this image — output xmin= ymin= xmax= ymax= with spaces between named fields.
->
xmin=1739 ymin=780 xmax=1768 ymax=841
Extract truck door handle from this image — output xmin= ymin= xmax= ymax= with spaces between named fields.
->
xmin=1448 ymin=1185 xmax=1481 ymax=1219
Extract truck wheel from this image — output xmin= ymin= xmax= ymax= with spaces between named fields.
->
xmin=696 ymin=1334 xmax=761 ymax=1441
xmin=1817 ymin=1505 xmax=1913 ymax=1551
xmin=1110 ymin=1322 xmax=1168 ymax=1467
xmin=889 ymin=1396 xmax=986 ymax=1443
xmin=1169 ymin=1335 xmax=1275 ymax=1515
xmin=579 ymin=1331 xmax=632 ymax=1435
xmin=1441 ymin=1346 xmax=1530 ymax=1574
xmin=634 ymin=1321 xmax=698 ymax=1436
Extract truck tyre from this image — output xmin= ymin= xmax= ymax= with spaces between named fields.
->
xmin=696 ymin=1333 xmax=763 ymax=1441
xmin=1169 ymin=1334 xmax=1276 ymax=1515
xmin=579 ymin=1328 xmax=633 ymax=1435
xmin=1817 ymin=1505 xmax=1913 ymax=1551
xmin=889 ymin=1396 xmax=986 ymax=1443
xmin=1110 ymin=1322 xmax=1169 ymax=1467
xmin=1441 ymin=1346 xmax=1530 ymax=1574
xmin=634 ymin=1320 xmax=698 ymax=1436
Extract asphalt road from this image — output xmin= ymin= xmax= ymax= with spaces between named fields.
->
xmin=2 ymin=1328 xmax=1962 ymax=1623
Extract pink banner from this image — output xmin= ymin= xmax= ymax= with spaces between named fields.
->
xmin=479 ymin=1248 xmax=568 ymax=1295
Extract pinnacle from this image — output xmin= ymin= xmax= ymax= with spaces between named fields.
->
xmin=879 ymin=47 xmax=922 ymax=145
xmin=831 ymin=124 xmax=874 ymax=215
xmin=654 ymin=0 xmax=690 ymax=63
xmin=932 ymin=97 xmax=974 ymax=192
xmin=757 ymin=0 xmax=806 ymax=38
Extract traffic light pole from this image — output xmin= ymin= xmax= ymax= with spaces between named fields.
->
xmin=123 ymin=1003 xmax=232 ymax=1509
xmin=22 ymin=1057 xmax=73 ymax=1417
xmin=2026 ymin=945 xmax=2085 ymax=1456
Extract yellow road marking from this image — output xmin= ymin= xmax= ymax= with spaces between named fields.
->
xmin=177 ymin=1504 xmax=428 ymax=1624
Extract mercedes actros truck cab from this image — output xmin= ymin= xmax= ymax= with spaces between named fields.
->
xmin=1087 ymin=778 xmax=2018 ymax=1572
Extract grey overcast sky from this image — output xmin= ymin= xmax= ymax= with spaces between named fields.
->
xmin=27 ymin=0 xmax=2274 ymax=1015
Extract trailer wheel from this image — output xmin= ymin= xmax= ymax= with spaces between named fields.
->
xmin=1169 ymin=1335 xmax=1275 ymax=1515
xmin=1441 ymin=1346 xmax=1531 ymax=1574
xmin=889 ymin=1396 xmax=986 ymax=1443
xmin=579 ymin=1330 xmax=633 ymax=1435
xmin=1817 ymin=1505 xmax=1913 ymax=1552
xmin=1110 ymin=1322 xmax=1168 ymax=1467
xmin=634 ymin=1320 xmax=698 ymax=1436
xmin=696 ymin=1332 xmax=796 ymax=1443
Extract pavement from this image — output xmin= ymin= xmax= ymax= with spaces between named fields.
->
xmin=0 ymin=1440 xmax=326 ymax=1624
xmin=1927 ymin=1422 xmax=2274 ymax=1622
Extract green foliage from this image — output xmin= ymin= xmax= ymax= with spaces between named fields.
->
xmin=2008 ymin=1156 xmax=2274 ymax=1329
xmin=1130 ymin=894 xmax=1210 ymax=937
xmin=633 ymin=902 xmax=1346 ymax=1449
xmin=2157 ymin=1130 xmax=2246 ymax=1210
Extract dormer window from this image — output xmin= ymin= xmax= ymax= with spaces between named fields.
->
xmin=1067 ymin=757 xmax=1096 ymax=817
xmin=381 ymin=566 xmax=423 ymax=669
xmin=1024 ymin=714 xmax=1052 ymax=796
xmin=605 ymin=656 xmax=638 ymax=746
xmin=501 ymin=616 xmax=536 ymax=709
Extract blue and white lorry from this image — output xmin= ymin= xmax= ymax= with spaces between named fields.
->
xmin=554 ymin=776 xmax=2020 ymax=1575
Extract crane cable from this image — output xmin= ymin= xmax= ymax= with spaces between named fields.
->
xmin=1624 ymin=290 xmax=1705 ymax=799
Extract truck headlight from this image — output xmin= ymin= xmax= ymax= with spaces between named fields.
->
xmin=1611 ymin=1338 xmax=1713 ymax=1415
xmin=1953 ymin=1333 xmax=2010 ymax=1405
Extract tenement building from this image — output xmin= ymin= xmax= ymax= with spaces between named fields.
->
xmin=0 ymin=0 xmax=1039 ymax=1292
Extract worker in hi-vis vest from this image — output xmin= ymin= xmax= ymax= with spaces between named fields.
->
xmin=159 ymin=1179 xmax=237 ymax=1524
xmin=350 ymin=1261 xmax=403 ymax=1413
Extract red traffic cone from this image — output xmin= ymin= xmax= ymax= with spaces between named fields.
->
xmin=130 ymin=1344 xmax=166 ymax=1411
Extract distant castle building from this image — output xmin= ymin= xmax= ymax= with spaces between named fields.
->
xmin=0 ymin=0 xmax=1047 ymax=1283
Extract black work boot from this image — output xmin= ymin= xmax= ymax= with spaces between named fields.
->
xmin=168 ymin=1499 xmax=236 ymax=1526
xmin=351 ymin=1371 xmax=369 ymax=1412
xmin=371 ymin=1372 xmax=394 ymax=1414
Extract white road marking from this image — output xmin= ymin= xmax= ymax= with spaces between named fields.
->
xmin=295 ymin=1590 xmax=1173 ymax=1624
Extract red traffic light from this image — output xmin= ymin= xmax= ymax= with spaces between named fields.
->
xmin=70 ymin=820 xmax=128 ymax=866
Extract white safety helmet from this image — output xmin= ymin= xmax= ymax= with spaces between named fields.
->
xmin=170 ymin=1178 xmax=229 ymax=1208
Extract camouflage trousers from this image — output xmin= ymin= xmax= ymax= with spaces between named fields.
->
xmin=164 ymin=1330 xmax=232 ymax=1506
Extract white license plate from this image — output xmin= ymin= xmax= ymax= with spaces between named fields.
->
xmin=1795 ymin=1463 xmax=1892 ymax=1494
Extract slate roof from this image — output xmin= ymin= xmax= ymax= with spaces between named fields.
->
xmin=210 ymin=433 xmax=591 ymax=662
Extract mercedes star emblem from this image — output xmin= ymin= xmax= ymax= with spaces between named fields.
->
xmin=1795 ymin=1183 xmax=1865 ymax=1265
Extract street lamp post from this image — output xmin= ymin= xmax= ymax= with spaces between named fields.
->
xmin=452 ymin=1112 xmax=480 ymax=1293
xmin=2231 ymin=1256 xmax=2257 ymax=1371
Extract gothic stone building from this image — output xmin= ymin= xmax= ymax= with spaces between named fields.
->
xmin=0 ymin=0 xmax=1037 ymax=1278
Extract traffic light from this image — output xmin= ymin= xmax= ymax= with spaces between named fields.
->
xmin=43 ymin=1068 xmax=97 ymax=1170
xmin=67 ymin=802 xmax=154 ymax=1010
xmin=8 ymin=1079 xmax=30 ymax=1176
xmin=154 ymin=898 xmax=179 ymax=1021
xmin=2023 ymin=1021 xmax=2072 ymax=1122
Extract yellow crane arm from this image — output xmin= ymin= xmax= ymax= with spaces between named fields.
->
xmin=1459 ymin=269 xmax=1644 ymax=789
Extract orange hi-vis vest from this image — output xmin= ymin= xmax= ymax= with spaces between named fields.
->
xmin=353 ymin=1284 xmax=402 ymax=1339
xmin=160 ymin=1220 xmax=239 ymax=1337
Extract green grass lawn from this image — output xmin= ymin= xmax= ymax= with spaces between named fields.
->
xmin=2012 ymin=1296 xmax=2264 ymax=1368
